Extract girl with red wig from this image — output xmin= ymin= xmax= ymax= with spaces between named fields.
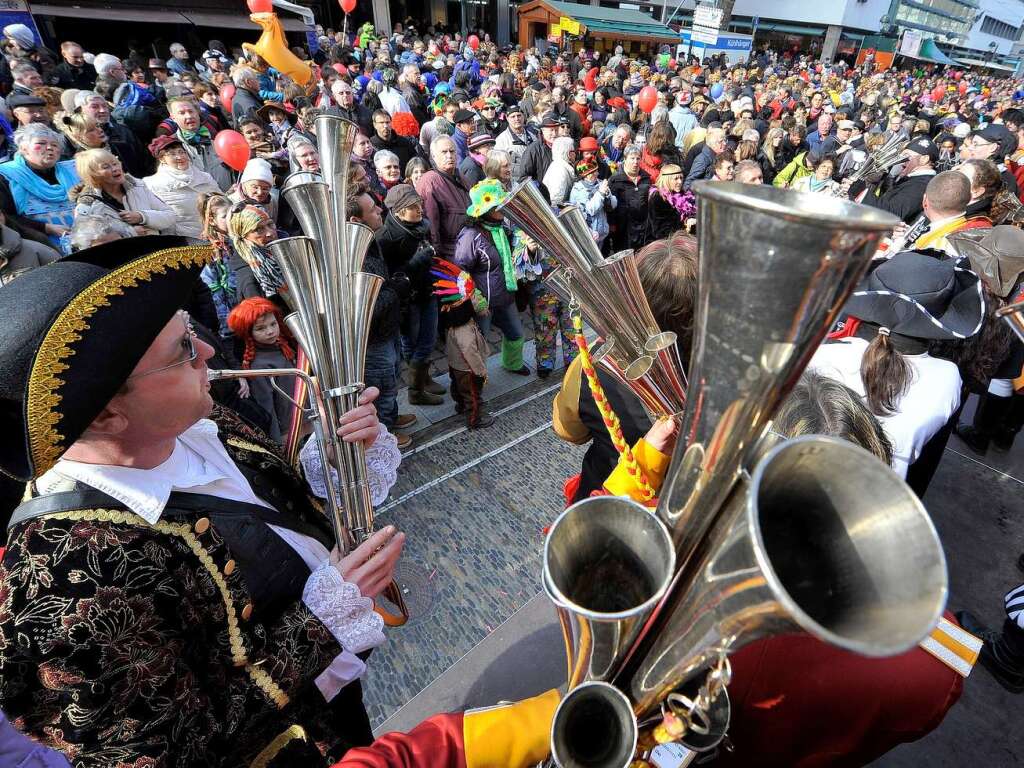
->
xmin=227 ymin=296 xmax=299 ymax=443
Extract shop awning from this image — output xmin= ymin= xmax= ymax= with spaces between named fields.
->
xmin=920 ymin=38 xmax=959 ymax=65
xmin=730 ymin=19 xmax=825 ymax=37
xmin=31 ymin=4 xmax=309 ymax=31
xmin=957 ymin=57 xmax=1018 ymax=72
xmin=524 ymin=0 xmax=679 ymax=43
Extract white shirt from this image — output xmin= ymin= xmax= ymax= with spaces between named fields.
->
xmin=42 ymin=418 xmax=376 ymax=701
xmin=808 ymin=337 xmax=961 ymax=478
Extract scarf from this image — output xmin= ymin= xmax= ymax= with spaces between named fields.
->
xmin=180 ymin=125 xmax=212 ymax=144
xmin=483 ymin=222 xmax=517 ymax=292
xmin=229 ymin=206 xmax=286 ymax=297
xmin=663 ymin=189 xmax=696 ymax=219
xmin=0 ymin=154 xmax=77 ymax=205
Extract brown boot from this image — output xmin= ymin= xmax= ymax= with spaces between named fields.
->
xmin=408 ymin=362 xmax=443 ymax=405
xmin=420 ymin=363 xmax=446 ymax=395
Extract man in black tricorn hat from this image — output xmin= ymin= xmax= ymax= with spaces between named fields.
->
xmin=0 ymin=236 xmax=557 ymax=766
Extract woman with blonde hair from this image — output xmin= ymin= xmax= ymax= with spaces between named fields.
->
xmin=198 ymin=192 xmax=240 ymax=335
xmin=646 ymin=163 xmax=694 ymax=241
xmin=757 ymin=126 xmax=787 ymax=184
xmin=55 ymin=111 xmax=106 ymax=158
xmin=735 ymin=139 xmax=758 ymax=163
xmin=71 ymin=148 xmax=178 ymax=237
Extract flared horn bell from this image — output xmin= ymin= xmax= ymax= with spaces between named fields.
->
xmin=625 ymin=436 xmax=948 ymax=716
xmin=557 ymin=205 xmax=609 ymax=270
xmin=269 ymin=236 xmax=330 ymax=375
xmin=498 ymin=181 xmax=599 ymax=278
xmin=314 ymin=113 xmax=359 ymax=189
xmin=543 ymin=496 xmax=676 ymax=689
xmin=657 ymin=182 xmax=899 ymax=559
xmin=345 ymin=221 xmax=375 ymax=275
xmin=345 ymin=271 xmax=385 ymax=385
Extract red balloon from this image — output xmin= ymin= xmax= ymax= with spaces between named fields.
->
xmin=959 ymin=82 xmax=968 ymax=95
xmin=468 ymin=34 xmax=480 ymax=51
xmin=218 ymin=83 xmax=235 ymax=113
xmin=340 ymin=0 xmax=357 ymax=13
xmin=246 ymin=0 xmax=274 ymax=13
xmin=953 ymin=70 xmax=963 ymax=81
xmin=214 ymin=130 xmax=251 ymax=173
xmin=931 ymin=86 xmax=945 ymax=102
xmin=638 ymin=85 xmax=657 ymax=115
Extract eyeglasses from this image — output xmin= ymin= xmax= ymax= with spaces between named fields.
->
xmin=129 ymin=313 xmax=198 ymax=379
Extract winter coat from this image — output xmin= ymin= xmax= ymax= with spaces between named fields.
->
xmin=772 ymin=152 xmax=813 ymax=190
xmin=231 ymin=86 xmax=263 ymax=127
xmin=143 ymin=164 xmax=222 ymax=238
xmin=102 ymin=119 xmax=151 ymax=178
xmin=324 ymin=103 xmax=374 ymax=136
xmin=514 ymin=137 xmax=552 ymax=183
xmin=569 ymin=178 xmax=616 ymax=245
xmin=0 ymin=223 xmax=59 ymax=284
xmin=72 ymin=176 xmax=180 ymax=235
xmin=374 ymin=212 xmax=435 ymax=302
xmin=608 ymin=170 xmax=652 ymax=252
xmin=54 ymin=60 xmax=96 ymax=90
xmin=459 ymin=156 xmax=485 ymax=188
xmin=757 ymin=148 xmax=787 ymax=185
xmin=362 ymin=239 xmax=404 ymax=344
xmin=370 ymin=131 xmax=419 ymax=174
xmin=646 ymin=190 xmax=684 ymax=241
xmin=415 ymin=167 xmax=470 ymax=260
xmin=543 ymin=137 xmax=577 ymax=207
xmin=862 ymin=171 xmax=934 ymax=224
xmin=453 ymin=224 xmax=516 ymax=311
xmin=155 ymin=119 xmax=233 ymax=190
xmin=684 ymin=145 xmax=716 ymax=191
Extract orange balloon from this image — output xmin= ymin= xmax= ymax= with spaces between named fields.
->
xmin=247 ymin=0 xmax=273 ymax=12
xmin=214 ymin=130 xmax=251 ymax=172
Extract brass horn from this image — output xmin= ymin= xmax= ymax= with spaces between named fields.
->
xmin=498 ymin=181 xmax=686 ymax=416
xmin=548 ymin=437 xmax=947 ymax=765
xmin=543 ymin=184 xmax=951 ymax=766
xmin=214 ymin=114 xmax=383 ymax=553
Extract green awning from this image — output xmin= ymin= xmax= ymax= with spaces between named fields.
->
xmin=583 ymin=18 xmax=677 ymax=39
xmin=730 ymin=19 xmax=824 ymax=36
xmin=920 ymin=38 xmax=959 ymax=65
xmin=544 ymin=0 xmax=677 ymax=39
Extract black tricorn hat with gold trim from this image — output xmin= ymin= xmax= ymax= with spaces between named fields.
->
xmin=0 ymin=235 xmax=211 ymax=481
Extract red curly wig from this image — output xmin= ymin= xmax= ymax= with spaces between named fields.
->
xmin=391 ymin=111 xmax=420 ymax=138
xmin=227 ymin=297 xmax=297 ymax=370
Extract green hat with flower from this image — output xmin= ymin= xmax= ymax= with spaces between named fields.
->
xmin=466 ymin=178 xmax=508 ymax=218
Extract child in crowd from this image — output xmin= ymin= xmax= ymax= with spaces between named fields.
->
xmin=433 ymin=258 xmax=494 ymax=428
xmin=227 ymin=296 xmax=299 ymax=443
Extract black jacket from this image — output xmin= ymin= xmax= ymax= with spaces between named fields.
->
xmin=231 ymin=87 xmax=263 ymax=127
xmin=514 ymin=138 xmax=552 ymax=183
xmin=551 ymin=102 xmax=584 ymax=140
xmin=369 ymin=132 xmax=419 ymax=175
xmin=362 ymin=240 xmax=404 ymax=343
xmin=324 ymin=103 xmax=373 ymax=136
xmin=374 ymin=212 xmax=435 ymax=302
xmin=103 ymin=119 xmax=151 ymax=178
xmin=53 ymin=60 xmax=96 ymax=90
xmin=863 ymin=171 xmax=934 ymax=223
xmin=459 ymin=156 xmax=485 ymax=188
xmin=646 ymin=190 xmax=684 ymax=242
xmin=608 ymin=170 xmax=652 ymax=252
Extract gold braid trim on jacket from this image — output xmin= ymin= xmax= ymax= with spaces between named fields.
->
xmin=250 ymin=725 xmax=309 ymax=768
xmin=30 ymin=507 xmax=290 ymax=710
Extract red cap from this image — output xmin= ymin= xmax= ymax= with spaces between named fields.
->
xmin=579 ymin=137 xmax=599 ymax=152
xmin=148 ymin=134 xmax=183 ymax=159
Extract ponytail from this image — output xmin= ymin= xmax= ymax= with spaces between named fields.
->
xmin=860 ymin=327 xmax=912 ymax=416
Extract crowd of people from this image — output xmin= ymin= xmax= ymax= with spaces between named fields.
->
xmin=0 ymin=13 xmax=1019 ymax=767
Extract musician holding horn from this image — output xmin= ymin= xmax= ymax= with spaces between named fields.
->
xmin=0 ymin=236 xmax=557 ymax=767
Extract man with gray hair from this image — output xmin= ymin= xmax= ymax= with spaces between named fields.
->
xmin=230 ymin=67 xmax=263 ymax=127
xmin=9 ymin=60 xmax=42 ymax=97
xmin=167 ymin=43 xmax=192 ymax=76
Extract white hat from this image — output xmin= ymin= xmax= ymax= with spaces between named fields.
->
xmin=92 ymin=53 xmax=121 ymax=77
xmin=240 ymin=158 xmax=274 ymax=185
xmin=953 ymin=122 xmax=971 ymax=139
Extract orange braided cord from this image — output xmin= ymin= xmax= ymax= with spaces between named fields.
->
xmin=572 ymin=314 xmax=655 ymax=501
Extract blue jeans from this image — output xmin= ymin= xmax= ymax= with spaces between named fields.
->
xmin=402 ymin=297 xmax=439 ymax=364
xmin=476 ymin=302 xmax=524 ymax=342
xmin=364 ymin=336 xmax=401 ymax=428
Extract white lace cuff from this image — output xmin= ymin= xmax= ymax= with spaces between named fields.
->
xmin=300 ymin=424 xmax=401 ymax=506
xmin=303 ymin=561 xmax=386 ymax=655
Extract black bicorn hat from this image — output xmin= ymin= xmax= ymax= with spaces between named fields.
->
xmin=0 ymin=235 xmax=210 ymax=481
xmin=843 ymin=250 xmax=985 ymax=343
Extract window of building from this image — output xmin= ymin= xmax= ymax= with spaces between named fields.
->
xmin=980 ymin=14 xmax=1021 ymax=40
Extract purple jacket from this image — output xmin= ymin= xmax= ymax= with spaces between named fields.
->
xmin=415 ymin=169 xmax=470 ymax=260
xmin=0 ymin=711 xmax=71 ymax=767
xmin=453 ymin=225 xmax=516 ymax=311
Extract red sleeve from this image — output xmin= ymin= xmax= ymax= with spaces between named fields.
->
xmin=333 ymin=713 xmax=466 ymax=768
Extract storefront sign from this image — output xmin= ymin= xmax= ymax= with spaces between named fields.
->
xmin=559 ymin=16 xmax=580 ymax=36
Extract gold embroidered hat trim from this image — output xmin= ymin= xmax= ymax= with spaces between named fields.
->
xmin=25 ymin=245 xmax=212 ymax=477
